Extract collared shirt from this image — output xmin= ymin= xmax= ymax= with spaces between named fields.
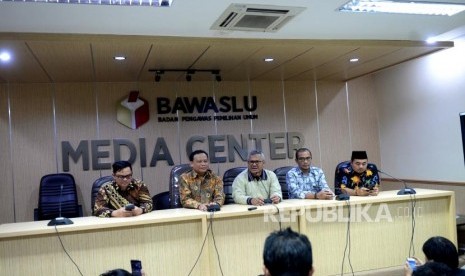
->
xmin=179 ymin=169 xmax=225 ymax=209
xmin=232 ymin=169 xmax=282 ymax=205
xmin=334 ymin=161 xmax=380 ymax=195
xmin=286 ymin=166 xmax=331 ymax=199
xmin=93 ymin=178 xmax=153 ymax=217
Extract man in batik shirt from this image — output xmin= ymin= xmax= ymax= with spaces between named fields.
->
xmin=179 ymin=150 xmax=225 ymax=211
xmin=335 ymin=151 xmax=380 ymax=196
xmin=93 ymin=161 xmax=153 ymax=217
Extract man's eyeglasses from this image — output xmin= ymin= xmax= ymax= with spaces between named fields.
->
xmin=114 ymin=174 xmax=133 ymax=180
xmin=248 ymin=160 xmax=263 ymax=165
xmin=297 ymin=157 xmax=312 ymax=162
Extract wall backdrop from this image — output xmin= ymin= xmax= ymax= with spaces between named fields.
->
xmin=0 ymin=79 xmax=380 ymax=223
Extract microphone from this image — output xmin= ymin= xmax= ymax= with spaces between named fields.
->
xmin=378 ymin=169 xmax=416 ymax=195
xmin=48 ymin=184 xmax=74 ymax=226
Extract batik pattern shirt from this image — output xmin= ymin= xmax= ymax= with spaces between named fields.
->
xmin=93 ymin=178 xmax=153 ymax=217
xmin=335 ymin=161 xmax=380 ymax=195
xmin=179 ymin=169 xmax=225 ymax=209
xmin=286 ymin=166 xmax=331 ymax=199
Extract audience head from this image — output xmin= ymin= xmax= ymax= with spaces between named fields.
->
xmin=100 ymin=268 xmax=132 ymax=276
xmin=263 ymin=227 xmax=313 ymax=276
xmin=413 ymin=261 xmax=453 ymax=276
xmin=248 ymin=150 xmax=266 ymax=177
xmin=189 ymin=149 xmax=209 ymax=175
xmin=112 ymin=161 xmax=133 ymax=191
xmin=295 ymin=148 xmax=312 ymax=172
xmin=350 ymin=151 xmax=368 ymax=174
xmin=422 ymin=236 xmax=459 ymax=269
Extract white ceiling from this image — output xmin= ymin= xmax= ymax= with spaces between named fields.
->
xmin=1 ymin=0 xmax=465 ymax=41
xmin=0 ymin=0 xmax=464 ymax=83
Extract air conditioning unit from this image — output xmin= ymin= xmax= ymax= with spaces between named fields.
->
xmin=211 ymin=4 xmax=306 ymax=33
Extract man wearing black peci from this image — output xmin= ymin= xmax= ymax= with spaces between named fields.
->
xmin=335 ymin=151 xmax=380 ymax=196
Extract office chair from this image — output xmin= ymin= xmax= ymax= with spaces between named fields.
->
xmin=91 ymin=175 xmax=113 ymax=213
xmin=34 ymin=173 xmax=83 ymax=221
xmin=168 ymin=164 xmax=192 ymax=208
xmin=222 ymin=167 xmax=247 ymax=204
xmin=152 ymin=191 xmax=171 ymax=210
xmin=273 ymin=166 xmax=293 ymax=200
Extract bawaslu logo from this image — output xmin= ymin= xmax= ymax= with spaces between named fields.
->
xmin=116 ymin=91 xmax=149 ymax=129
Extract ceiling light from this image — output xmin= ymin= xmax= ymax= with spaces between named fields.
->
xmin=114 ymin=56 xmax=126 ymax=61
xmin=0 ymin=52 xmax=11 ymax=62
xmin=426 ymin=37 xmax=437 ymax=44
xmin=339 ymin=0 xmax=465 ymax=16
xmin=264 ymin=58 xmax=274 ymax=62
xmin=349 ymin=58 xmax=359 ymax=63
xmin=0 ymin=0 xmax=174 ymax=7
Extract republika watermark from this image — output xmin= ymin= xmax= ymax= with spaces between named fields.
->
xmin=263 ymin=203 xmax=422 ymax=223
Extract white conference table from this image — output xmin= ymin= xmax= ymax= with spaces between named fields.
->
xmin=0 ymin=189 xmax=457 ymax=276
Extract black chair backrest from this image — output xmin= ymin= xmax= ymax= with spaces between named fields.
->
xmin=273 ymin=166 xmax=294 ymax=200
xmin=37 ymin=173 xmax=80 ymax=220
xmin=152 ymin=191 xmax=171 ymax=210
xmin=222 ymin=167 xmax=247 ymax=204
xmin=91 ymin=175 xmax=113 ymax=212
xmin=169 ymin=164 xmax=192 ymax=208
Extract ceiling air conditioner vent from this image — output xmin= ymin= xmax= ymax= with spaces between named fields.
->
xmin=211 ymin=4 xmax=305 ymax=32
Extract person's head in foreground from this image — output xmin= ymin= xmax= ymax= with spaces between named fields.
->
xmin=263 ymin=227 xmax=314 ymax=276
xmin=422 ymin=236 xmax=459 ymax=269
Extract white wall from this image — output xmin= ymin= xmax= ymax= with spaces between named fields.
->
xmin=374 ymin=42 xmax=465 ymax=182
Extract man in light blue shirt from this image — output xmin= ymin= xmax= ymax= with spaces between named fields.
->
xmin=287 ymin=148 xmax=334 ymax=200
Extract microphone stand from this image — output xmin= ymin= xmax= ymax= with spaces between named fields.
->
xmin=48 ymin=184 xmax=74 ymax=226
xmin=378 ymin=169 xmax=416 ymax=195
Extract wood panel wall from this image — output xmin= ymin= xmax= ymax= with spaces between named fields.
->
xmin=0 ymin=79 xmax=381 ymax=223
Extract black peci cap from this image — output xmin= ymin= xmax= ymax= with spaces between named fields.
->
xmin=351 ymin=151 xmax=368 ymax=160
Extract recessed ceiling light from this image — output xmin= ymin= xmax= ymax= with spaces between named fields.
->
xmin=264 ymin=58 xmax=274 ymax=62
xmin=349 ymin=58 xmax=359 ymax=63
xmin=426 ymin=37 xmax=437 ymax=44
xmin=0 ymin=52 xmax=11 ymax=62
xmin=114 ymin=56 xmax=126 ymax=61
xmin=339 ymin=0 xmax=465 ymax=16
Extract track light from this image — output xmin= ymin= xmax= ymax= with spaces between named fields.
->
xmin=154 ymin=70 xmax=164 ymax=82
xmin=211 ymin=70 xmax=222 ymax=82
xmin=148 ymin=68 xmax=221 ymax=82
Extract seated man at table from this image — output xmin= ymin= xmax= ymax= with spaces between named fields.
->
xmin=263 ymin=227 xmax=314 ymax=276
xmin=93 ymin=161 xmax=153 ymax=217
xmin=232 ymin=150 xmax=282 ymax=205
xmin=335 ymin=151 xmax=380 ymax=196
xmin=179 ymin=149 xmax=225 ymax=211
xmin=287 ymin=147 xmax=334 ymax=200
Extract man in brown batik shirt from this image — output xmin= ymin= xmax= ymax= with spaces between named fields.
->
xmin=179 ymin=150 xmax=224 ymax=211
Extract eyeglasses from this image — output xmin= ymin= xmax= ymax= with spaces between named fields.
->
xmin=114 ymin=174 xmax=133 ymax=180
xmin=248 ymin=160 xmax=263 ymax=165
xmin=297 ymin=157 xmax=312 ymax=162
